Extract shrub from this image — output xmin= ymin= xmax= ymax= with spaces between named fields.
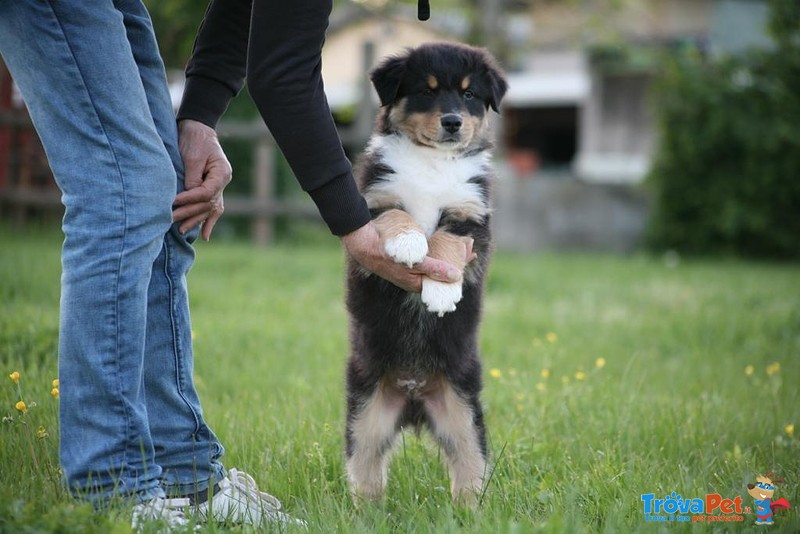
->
xmin=646 ymin=0 xmax=800 ymax=259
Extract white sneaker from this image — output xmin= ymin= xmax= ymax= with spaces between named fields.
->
xmin=131 ymin=496 xmax=193 ymax=532
xmin=194 ymin=468 xmax=307 ymax=528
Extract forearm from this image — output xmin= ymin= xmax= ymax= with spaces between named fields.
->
xmin=247 ymin=0 xmax=370 ymax=235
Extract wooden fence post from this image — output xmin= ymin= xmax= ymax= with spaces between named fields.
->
xmin=252 ymin=135 xmax=274 ymax=246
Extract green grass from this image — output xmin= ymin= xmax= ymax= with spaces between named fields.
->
xmin=1 ymin=227 xmax=799 ymax=533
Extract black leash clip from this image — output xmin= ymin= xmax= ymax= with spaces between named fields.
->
xmin=418 ymin=0 xmax=430 ymax=21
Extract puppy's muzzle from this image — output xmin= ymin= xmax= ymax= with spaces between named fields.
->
xmin=441 ymin=113 xmax=463 ymax=134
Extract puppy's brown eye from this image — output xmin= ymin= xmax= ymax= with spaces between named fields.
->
xmin=463 ymin=89 xmax=474 ymax=100
xmin=422 ymin=88 xmax=436 ymax=96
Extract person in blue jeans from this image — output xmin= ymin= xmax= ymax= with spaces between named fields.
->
xmin=0 ymin=0 xmax=459 ymax=529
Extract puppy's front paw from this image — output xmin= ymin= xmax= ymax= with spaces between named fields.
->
xmin=384 ymin=231 xmax=428 ymax=267
xmin=422 ymin=279 xmax=462 ymax=316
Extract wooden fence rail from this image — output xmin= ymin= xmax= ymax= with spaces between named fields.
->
xmin=0 ymin=116 xmax=350 ymax=245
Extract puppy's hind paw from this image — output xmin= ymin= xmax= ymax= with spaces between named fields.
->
xmin=384 ymin=231 xmax=428 ymax=267
xmin=422 ymin=279 xmax=462 ymax=316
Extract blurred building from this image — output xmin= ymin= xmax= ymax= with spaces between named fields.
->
xmin=503 ymin=0 xmax=771 ymax=185
xmin=497 ymin=0 xmax=772 ymax=251
xmin=495 ymin=0 xmax=769 ymax=251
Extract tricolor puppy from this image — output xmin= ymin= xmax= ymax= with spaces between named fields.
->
xmin=345 ymin=42 xmax=507 ymax=507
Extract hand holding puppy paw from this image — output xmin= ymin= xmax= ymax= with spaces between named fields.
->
xmin=342 ymin=222 xmax=462 ymax=293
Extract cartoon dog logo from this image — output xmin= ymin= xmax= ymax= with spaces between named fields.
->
xmin=747 ymin=474 xmax=791 ymax=525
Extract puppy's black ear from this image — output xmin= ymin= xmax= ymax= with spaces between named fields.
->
xmin=485 ymin=65 xmax=508 ymax=113
xmin=370 ymin=54 xmax=407 ymax=107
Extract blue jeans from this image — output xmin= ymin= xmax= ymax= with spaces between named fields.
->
xmin=0 ymin=0 xmax=225 ymax=504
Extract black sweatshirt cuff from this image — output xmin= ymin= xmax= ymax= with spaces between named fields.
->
xmin=308 ymin=172 xmax=371 ymax=236
xmin=176 ymin=76 xmax=237 ymax=129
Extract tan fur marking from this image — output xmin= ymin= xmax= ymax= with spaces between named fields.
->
xmin=427 ymin=231 xmax=470 ymax=271
xmin=362 ymin=189 xmax=401 ymax=212
xmin=394 ymin=111 xmax=443 ymax=147
xmin=347 ymin=384 xmax=406 ymax=501
xmin=372 ymin=209 xmax=425 ymax=241
xmin=461 ymin=76 xmax=471 ymax=91
xmin=423 ymin=380 xmax=486 ymax=507
xmin=445 ymin=203 xmax=491 ymax=223
xmin=427 ymin=75 xmax=439 ymax=90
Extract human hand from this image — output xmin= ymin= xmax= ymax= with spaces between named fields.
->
xmin=172 ymin=119 xmax=232 ymax=241
xmin=342 ymin=222 xmax=476 ymax=293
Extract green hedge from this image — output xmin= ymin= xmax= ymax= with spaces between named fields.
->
xmin=647 ymin=0 xmax=800 ymax=259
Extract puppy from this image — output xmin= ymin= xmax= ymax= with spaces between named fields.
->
xmin=345 ymin=42 xmax=507 ymax=507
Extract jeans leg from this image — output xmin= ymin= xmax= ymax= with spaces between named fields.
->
xmin=0 ymin=0 xmax=174 ymax=504
xmin=115 ymin=0 xmax=226 ymax=496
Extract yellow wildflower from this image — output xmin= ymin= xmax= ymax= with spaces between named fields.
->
xmin=535 ymin=382 xmax=546 ymax=392
xmin=37 ymin=426 xmax=48 ymax=439
xmin=595 ymin=358 xmax=606 ymax=369
xmin=52 ymin=378 xmax=59 ymax=388
xmin=489 ymin=368 xmax=502 ymax=379
xmin=9 ymin=371 xmax=20 ymax=384
xmin=540 ymin=369 xmax=550 ymax=379
xmin=561 ymin=375 xmax=570 ymax=385
xmin=51 ymin=388 xmax=60 ymax=399
xmin=546 ymin=332 xmax=558 ymax=343
xmin=516 ymin=403 xmax=524 ymax=412
xmin=744 ymin=365 xmax=754 ymax=376
xmin=766 ymin=362 xmax=781 ymax=376
xmin=574 ymin=371 xmax=587 ymax=381
xmin=15 ymin=401 xmax=26 ymax=413
xmin=515 ymin=393 xmax=525 ymax=401
xmin=786 ymin=424 xmax=794 ymax=438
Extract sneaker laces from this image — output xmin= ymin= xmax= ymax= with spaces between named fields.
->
xmin=132 ymin=496 xmax=192 ymax=531
xmin=225 ymin=468 xmax=282 ymax=511
xmin=199 ymin=468 xmax=307 ymax=528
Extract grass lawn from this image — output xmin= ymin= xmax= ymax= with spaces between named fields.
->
xmin=1 ymin=227 xmax=798 ymax=533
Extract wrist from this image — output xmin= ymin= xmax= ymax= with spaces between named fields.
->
xmin=178 ymin=119 xmax=217 ymax=138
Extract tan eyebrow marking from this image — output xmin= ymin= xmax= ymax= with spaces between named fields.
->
xmin=461 ymin=76 xmax=471 ymax=91
xmin=427 ymin=75 xmax=439 ymax=90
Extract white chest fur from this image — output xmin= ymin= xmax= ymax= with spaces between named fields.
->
xmin=364 ymin=135 xmax=491 ymax=237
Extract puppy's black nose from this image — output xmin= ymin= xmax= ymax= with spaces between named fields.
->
xmin=441 ymin=114 xmax=462 ymax=134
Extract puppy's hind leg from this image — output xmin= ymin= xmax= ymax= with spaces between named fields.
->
xmin=423 ymin=379 xmax=487 ymax=508
xmin=345 ymin=382 xmax=406 ymax=502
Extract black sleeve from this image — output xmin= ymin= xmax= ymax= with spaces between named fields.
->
xmin=178 ymin=0 xmax=371 ymax=236
xmin=176 ymin=0 xmax=252 ymax=129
